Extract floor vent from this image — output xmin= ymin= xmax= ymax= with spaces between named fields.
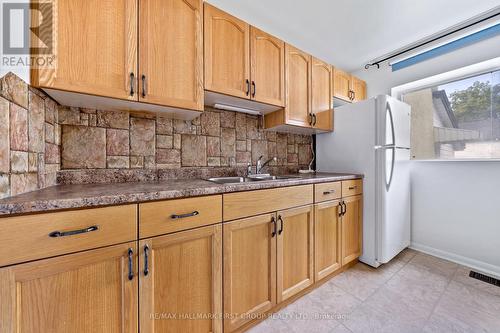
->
xmin=469 ymin=270 xmax=500 ymax=287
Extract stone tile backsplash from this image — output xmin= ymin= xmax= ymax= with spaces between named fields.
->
xmin=0 ymin=72 xmax=313 ymax=198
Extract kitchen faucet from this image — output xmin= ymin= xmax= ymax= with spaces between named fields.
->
xmin=256 ymin=156 xmax=277 ymax=175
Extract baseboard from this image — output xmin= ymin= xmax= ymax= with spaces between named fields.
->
xmin=410 ymin=242 xmax=500 ymax=279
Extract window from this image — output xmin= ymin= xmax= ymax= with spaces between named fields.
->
xmin=402 ymin=69 xmax=500 ymax=159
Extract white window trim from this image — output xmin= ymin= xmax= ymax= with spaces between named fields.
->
xmin=391 ymin=56 xmax=500 ymax=162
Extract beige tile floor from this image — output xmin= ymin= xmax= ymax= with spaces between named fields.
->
xmin=248 ymin=249 xmax=500 ymax=333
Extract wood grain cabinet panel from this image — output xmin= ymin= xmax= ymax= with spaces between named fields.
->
xmin=342 ymin=179 xmax=363 ymax=197
xmin=31 ymin=0 xmax=138 ymax=101
xmin=276 ymin=205 xmax=314 ymax=302
xmin=312 ymin=57 xmax=333 ymax=131
xmin=139 ymin=0 xmax=203 ymax=110
xmin=333 ymin=68 xmax=352 ymax=102
xmin=314 ymin=181 xmax=342 ymax=203
xmin=0 ymin=205 xmax=137 ymax=267
xmin=139 ymin=225 xmax=222 ymax=333
xmin=0 ymin=242 xmax=138 ymax=333
xmin=204 ymin=3 xmax=250 ymax=99
xmin=139 ymin=195 xmax=222 ymax=238
xmin=314 ymin=201 xmax=342 ymax=281
xmin=250 ymin=27 xmax=285 ymax=107
xmin=341 ymin=195 xmax=363 ymax=265
xmin=351 ymin=76 xmax=367 ymax=102
xmin=285 ymin=44 xmax=312 ymax=127
xmin=223 ymin=185 xmax=313 ymax=221
xmin=223 ymin=214 xmax=277 ymax=332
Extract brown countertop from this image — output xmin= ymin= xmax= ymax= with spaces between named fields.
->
xmin=0 ymin=172 xmax=362 ymax=216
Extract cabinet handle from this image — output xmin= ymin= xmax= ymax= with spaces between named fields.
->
xmin=49 ymin=225 xmax=98 ymax=238
xmin=271 ymin=216 xmax=277 ymax=237
xmin=278 ymin=215 xmax=284 ymax=235
xmin=251 ymin=81 xmax=256 ymax=97
xmin=144 ymin=245 xmax=149 ymax=276
xmin=342 ymin=201 xmax=347 ymax=216
xmin=323 ymin=189 xmax=336 ymax=195
xmin=352 ymin=91 xmax=356 ymax=101
xmin=141 ymin=75 xmax=147 ymax=98
xmin=129 ymin=72 xmax=135 ymax=96
xmin=245 ymin=79 xmax=250 ymax=96
xmin=170 ymin=211 xmax=199 ymax=219
xmin=308 ymin=113 xmax=313 ymax=125
xmin=348 ymin=185 xmax=357 ymax=190
xmin=338 ymin=203 xmax=343 ymax=217
xmin=312 ymin=113 xmax=317 ymax=126
xmin=128 ymin=248 xmax=134 ymax=281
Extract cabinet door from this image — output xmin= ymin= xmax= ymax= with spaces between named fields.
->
xmin=314 ymin=201 xmax=342 ymax=281
xmin=0 ymin=242 xmax=138 ymax=333
xmin=311 ymin=57 xmax=333 ymax=131
xmin=250 ymin=27 xmax=285 ymax=107
xmin=285 ymin=44 xmax=312 ymax=127
xmin=277 ymin=205 xmax=314 ymax=303
xmin=204 ymin=4 xmax=250 ymax=99
xmin=139 ymin=0 xmax=203 ymax=110
xmin=32 ymin=0 xmax=138 ymax=101
xmin=139 ymin=225 xmax=222 ymax=333
xmin=223 ymin=214 xmax=277 ymax=332
xmin=333 ymin=68 xmax=352 ymax=102
xmin=341 ymin=195 xmax=363 ymax=265
xmin=351 ymin=76 xmax=367 ymax=102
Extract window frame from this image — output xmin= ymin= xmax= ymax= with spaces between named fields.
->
xmin=391 ymin=56 xmax=500 ymax=162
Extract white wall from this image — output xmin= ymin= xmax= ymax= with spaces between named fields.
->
xmin=353 ymin=35 xmax=500 ymax=277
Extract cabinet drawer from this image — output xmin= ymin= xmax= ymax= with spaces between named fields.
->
xmin=342 ymin=179 xmax=363 ymax=197
xmin=0 ymin=205 xmax=137 ymax=267
xmin=223 ymin=185 xmax=313 ymax=221
xmin=314 ymin=182 xmax=342 ymax=202
xmin=139 ymin=195 xmax=222 ymax=238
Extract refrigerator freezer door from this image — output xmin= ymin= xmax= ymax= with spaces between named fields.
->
xmin=376 ymin=95 xmax=411 ymax=149
xmin=376 ymin=147 xmax=411 ymax=263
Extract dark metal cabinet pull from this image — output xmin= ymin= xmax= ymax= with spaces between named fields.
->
xmin=245 ymin=79 xmax=250 ymax=96
xmin=171 ymin=211 xmax=199 ymax=219
xmin=129 ymin=72 xmax=135 ymax=96
xmin=352 ymin=91 xmax=356 ymax=101
xmin=128 ymin=248 xmax=134 ymax=281
xmin=338 ymin=203 xmax=343 ymax=217
xmin=308 ymin=113 xmax=313 ymax=125
xmin=144 ymin=245 xmax=149 ymax=276
xmin=278 ymin=215 xmax=284 ymax=235
xmin=323 ymin=189 xmax=336 ymax=195
xmin=49 ymin=225 xmax=98 ymax=238
xmin=312 ymin=113 xmax=317 ymax=126
xmin=349 ymin=185 xmax=357 ymax=190
xmin=342 ymin=202 xmax=347 ymax=216
xmin=251 ymin=81 xmax=256 ymax=97
xmin=141 ymin=75 xmax=147 ymax=98
xmin=271 ymin=216 xmax=277 ymax=237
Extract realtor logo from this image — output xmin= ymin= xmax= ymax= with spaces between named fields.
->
xmin=2 ymin=0 xmax=55 ymax=68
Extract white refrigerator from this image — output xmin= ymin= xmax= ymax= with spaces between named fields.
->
xmin=317 ymin=95 xmax=411 ymax=267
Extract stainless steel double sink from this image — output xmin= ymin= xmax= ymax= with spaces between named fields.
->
xmin=207 ymin=174 xmax=301 ymax=184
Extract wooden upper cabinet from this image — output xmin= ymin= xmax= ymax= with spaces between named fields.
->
xmin=139 ymin=0 xmax=203 ymax=110
xmin=285 ymin=44 xmax=312 ymax=127
xmin=277 ymin=205 xmax=314 ymax=303
xmin=250 ymin=27 xmax=285 ymax=107
xmin=314 ymin=201 xmax=342 ymax=281
xmin=351 ymin=76 xmax=367 ymax=102
xmin=139 ymin=225 xmax=222 ymax=333
xmin=0 ymin=242 xmax=138 ymax=333
xmin=223 ymin=214 xmax=277 ymax=332
xmin=311 ymin=57 xmax=333 ymax=131
xmin=342 ymin=195 xmax=363 ymax=266
xmin=333 ymin=67 xmax=351 ymax=102
xmin=204 ymin=3 xmax=250 ymax=99
xmin=31 ymin=0 xmax=138 ymax=101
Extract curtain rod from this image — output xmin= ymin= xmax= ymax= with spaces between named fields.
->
xmin=364 ymin=9 xmax=500 ymax=70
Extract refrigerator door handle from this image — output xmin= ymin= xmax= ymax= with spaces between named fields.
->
xmin=385 ymin=147 xmax=395 ymax=191
xmin=386 ymin=101 xmax=396 ymax=146
xmin=375 ymin=145 xmax=410 ymax=150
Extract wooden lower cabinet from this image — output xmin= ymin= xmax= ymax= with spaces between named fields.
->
xmin=0 ymin=242 xmax=138 ymax=333
xmin=223 ymin=214 xmax=276 ymax=332
xmin=277 ymin=205 xmax=314 ymax=303
xmin=314 ymin=200 xmax=342 ymax=281
xmin=341 ymin=195 xmax=363 ymax=265
xmin=139 ymin=224 xmax=222 ymax=333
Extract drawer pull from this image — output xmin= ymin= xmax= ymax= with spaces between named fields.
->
xmin=170 ymin=211 xmax=199 ymax=220
xmin=128 ymin=248 xmax=134 ymax=281
xmin=49 ymin=225 xmax=99 ymax=238
xmin=348 ymin=186 xmax=358 ymax=190
xmin=323 ymin=189 xmax=336 ymax=195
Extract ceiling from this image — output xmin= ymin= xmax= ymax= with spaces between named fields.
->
xmin=207 ymin=0 xmax=500 ymax=72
